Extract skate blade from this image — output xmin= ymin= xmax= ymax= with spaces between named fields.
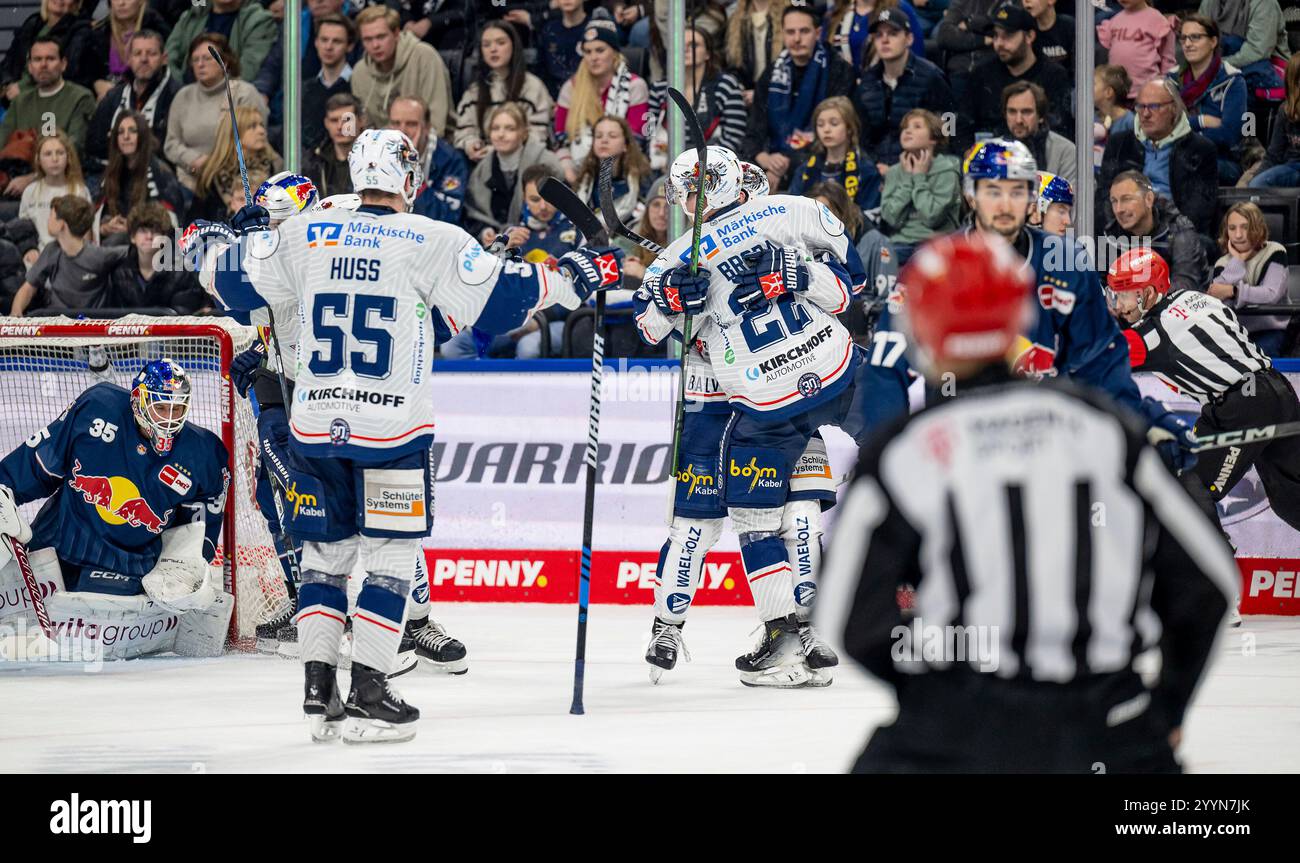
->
xmin=802 ymin=667 xmax=835 ymax=687
xmin=417 ymin=655 xmax=468 ymax=675
xmin=341 ymin=717 xmax=417 ymax=744
xmin=648 ymin=666 xmax=665 ymax=684
xmin=276 ymin=640 xmax=302 ymax=660
xmin=739 ymin=663 xmax=812 ymax=688
xmin=387 ymin=652 xmax=418 ymax=679
xmin=306 ymin=713 xmax=344 ymax=743
xmin=256 ymin=637 xmax=280 ymax=655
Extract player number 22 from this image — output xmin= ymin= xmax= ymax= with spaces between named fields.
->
xmin=310 ymin=292 xmax=397 ymax=379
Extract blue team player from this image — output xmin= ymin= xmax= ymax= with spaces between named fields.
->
xmin=0 ymin=360 xmax=232 ymax=656
xmin=960 ymin=139 xmax=1199 ymax=470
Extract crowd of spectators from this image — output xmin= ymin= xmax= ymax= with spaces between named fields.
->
xmin=0 ymin=0 xmax=1296 ymax=357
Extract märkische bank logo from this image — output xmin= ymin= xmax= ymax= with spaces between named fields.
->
xmin=306 ymin=223 xmax=343 ymax=247
xmin=730 ymin=457 xmax=779 ymax=493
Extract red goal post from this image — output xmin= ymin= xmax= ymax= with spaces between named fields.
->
xmin=0 ymin=315 xmax=290 ymax=648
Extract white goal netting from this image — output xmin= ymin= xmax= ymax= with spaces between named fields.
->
xmin=0 ymin=316 xmax=291 ymax=646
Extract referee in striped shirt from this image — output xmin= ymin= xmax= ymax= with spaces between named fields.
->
xmin=820 ymin=234 xmax=1236 ymax=773
xmin=1107 ymin=248 xmax=1300 ymax=535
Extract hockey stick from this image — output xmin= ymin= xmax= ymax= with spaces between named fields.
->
xmin=247 ymin=378 xmax=301 ymax=601
xmin=208 ymin=44 xmax=252 ymax=204
xmin=1191 ymin=420 xmax=1300 ymax=453
xmin=665 ymin=87 xmax=709 ymax=505
xmin=539 ymin=176 xmax=609 ymax=716
xmin=3 ymin=535 xmax=53 ymax=641
xmin=598 ymin=190 xmax=664 ymax=255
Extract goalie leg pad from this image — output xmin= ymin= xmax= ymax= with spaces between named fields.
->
xmin=653 ymin=516 xmax=723 ymax=625
xmin=173 ymin=588 xmax=234 ymax=657
xmin=41 ymin=591 xmax=180 ymax=660
xmin=781 ymin=499 xmax=823 ymax=622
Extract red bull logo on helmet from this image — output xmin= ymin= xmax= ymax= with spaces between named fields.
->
xmin=68 ymin=460 xmax=172 ymax=534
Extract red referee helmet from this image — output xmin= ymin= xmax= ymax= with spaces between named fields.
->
xmin=1106 ymin=247 xmax=1171 ymax=295
xmin=899 ymin=232 xmax=1034 ymax=368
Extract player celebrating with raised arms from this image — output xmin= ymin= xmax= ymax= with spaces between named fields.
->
xmin=206 ymin=129 xmax=622 ymax=743
xmin=0 ymin=360 xmax=233 ymax=659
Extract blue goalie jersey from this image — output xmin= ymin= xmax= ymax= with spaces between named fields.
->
xmin=0 ymin=383 xmax=230 ymax=578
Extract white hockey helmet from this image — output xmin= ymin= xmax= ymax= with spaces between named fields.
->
xmin=349 ymin=129 xmax=422 ymax=205
xmin=667 ymin=145 xmax=744 ymax=215
xmin=318 ymin=193 xmax=362 ymax=212
xmin=740 ymin=160 xmax=769 ymax=198
xmin=255 ymin=171 xmax=319 ymax=223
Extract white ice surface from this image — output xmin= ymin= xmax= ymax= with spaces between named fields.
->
xmin=1 ymin=605 xmax=1296 ymax=773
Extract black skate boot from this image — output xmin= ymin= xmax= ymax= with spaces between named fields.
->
xmin=797 ymin=620 xmax=838 ymax=687
xmin=255 ymin=605 xmax=297 ymax=656
xmin=303 ymin=661 xmax=344 ymax=743
xmin=645 ymin=617 xmax=689 ymax=684
xmin=393 ymin=616 xmax=468 ymax=677
xmin=736 ymin=615 xmax=811 ymax=688
xmin=342 ymin=663 xmax=420 ymax=744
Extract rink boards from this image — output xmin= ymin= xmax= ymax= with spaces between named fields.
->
xmin=422 ymin=360 xmax=1300 ymax=615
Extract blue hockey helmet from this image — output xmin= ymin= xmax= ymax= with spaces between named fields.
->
xmin=962 ymin=138 xmax=1038 ymax=196
xmin=131 ymin=359 xmax=192 ymax=455
xmin=1035 ymin=171 xmax=1074 ymax=214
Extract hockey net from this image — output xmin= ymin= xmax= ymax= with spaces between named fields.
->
xmin=0 ymin=316 xmax=290 ymax=648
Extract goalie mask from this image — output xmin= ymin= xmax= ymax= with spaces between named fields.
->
xmin=255 ymin=172 xmax=319 ymax=224
xmin=131 ymin=359 xmax=192 ymax=456
xmin=667 ymin=145 xmax=743 ymax=216
xmin=349 ymin=129 xmax=422 ymax=206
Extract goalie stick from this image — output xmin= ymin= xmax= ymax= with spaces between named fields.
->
xmin=539 ymin=175 xmax=609 ymax=716
xmin=3 ymin=535 xmax=53 ymax=641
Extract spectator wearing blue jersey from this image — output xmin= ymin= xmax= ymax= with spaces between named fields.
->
xmin=789 ymin=97 xmax=883 ymax=224
xmin=390 ymin=94 xmax=468 ymax=226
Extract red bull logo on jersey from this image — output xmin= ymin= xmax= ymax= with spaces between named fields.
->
xmin=68 ymin=460 xmax=172 ymax=533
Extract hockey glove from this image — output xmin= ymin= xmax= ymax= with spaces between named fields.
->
xmin=231 ymin=203 xmax=270 ymax=235
xmin=0 ymin=484 xmax=32 ymax=544
xmin=558 ymin=245 xmax=624 ymax=301
xmin=731 ymin=246 xmax=809 ymax=311
xmin=179 ymin=219 xmax=235 ymax=265
xmin=1142 ymin=397 xmax=1199 ymax=473
xmin=230 ymin=341 xmax=267 ymax=398
xmin=643 ymin=264 xmax=711 ymax=315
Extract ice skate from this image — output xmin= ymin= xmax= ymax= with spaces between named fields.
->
xmin=393 ymin=616 xmax=468 ymax=676
xmin=1227 ymin=595 xmax=1242 ymax=628
xmin=736 ymin=615 xmax=811 ymax=688
xmin=255 ymin=606 xmax=297 ymax=656
xmin=303 ymin=661 xmax=344 ymax=743
xmin=342 ymin=663 xmax=420 ymax=744
xmin=798 ymin=621 xmax=837 ymax=687
xmin=645 ymin=617 xmax=689 ymax=684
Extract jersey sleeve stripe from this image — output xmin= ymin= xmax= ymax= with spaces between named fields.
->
xmin=291 ymin=421 xmax=436 ymax=443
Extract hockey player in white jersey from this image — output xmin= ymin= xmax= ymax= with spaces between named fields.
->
xmin=209 ymin=129 xmax=622 ymax=741
xmin=196 ymin=175 xmax=469 ymax=675
xmin=634 ymin=146 xmax=881 ymax=687
xmin=641 ymin=158 xmax=845 ymax=686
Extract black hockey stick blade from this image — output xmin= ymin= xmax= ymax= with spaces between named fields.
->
xmin=596 ymin=157 xmax=663 ymax=255
xmin=1191 ymin=420 xmax=1300 ymax=453
xmin=539 ymin=177 xmax=608 ymax=246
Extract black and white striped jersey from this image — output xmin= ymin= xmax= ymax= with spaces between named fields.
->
xmin=819 ymin=370 xmax=1236 ymax=727
xmin=1123 ymin=289 xmax=1269 ymax=403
